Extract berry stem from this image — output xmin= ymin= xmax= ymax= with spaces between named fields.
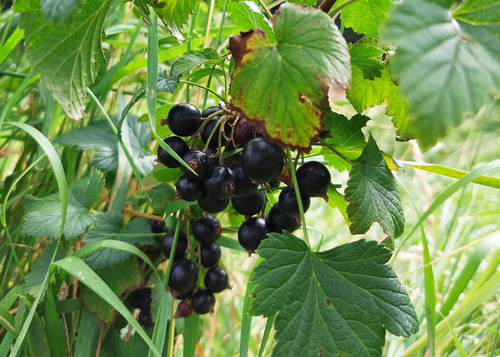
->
xmin=163 ymin=211 xmax=184 ymax=286
xmin=317 ymin=137 xmax=354 ymax=165
xmin=286 ymin=148 xmax=310 ymax=247
xmin=123 ymin=206 xmax=163 ymax=221
xmin=167 ymin=297 xmax=176 ymax=357
xmin=179 ymin=80 xmax=225 ymax=101
xmin=256 ymin=0 xmax=273 ymax=19
xmin=328 ymin=0 xmax=361 ymax=16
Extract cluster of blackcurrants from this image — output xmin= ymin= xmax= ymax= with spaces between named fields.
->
xmin=156 ymin=103 xmax=332 ymax=316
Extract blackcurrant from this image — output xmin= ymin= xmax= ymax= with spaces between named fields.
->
xmin=204 ymin=165 xmax=236 ymax=199
xmin=175 ymin=175 xmax=204 ymax=201
xmin=201 ymin=106 xmax=221 ymax=118
xmin=168 ymin=258 xmax=198 ymax=296
xmin=231 ymin=162 xmax=258 ymax=196
xmin=238 ymin=217 xmax=267 ymax=254
xmin=174 ymin=299 xmax=193 ymax=319
xmin=296 ymin=161 xmax=331 ymax=197
xmin=175 ymin=287 xmax=195 ymax=300
xmin=192 ymin=215 xmax=222 ymax=244
xmin=157 ymin=136 xmax=189 ymax=168
xmin=200 ymin=243 xmax=221 ymax=268
xmin=206 ymin=147 xmax=220 ymax=167
xmin=201 ymin=117 xmax=231 ymax=148
xmin=204 ymin=267 xmax=229 ymax=293
xmin=198 ymin=193 xmax=229 ymax=213
xmin=233 ymin=118 xmax=254 ymax=146
xmin=161 ymin=231 xmax=188 ymax=259
xmin=278 ymin=187 xmax=310 ymax=216
xmin=191 ymin=289 xmax=216 ymax=314
xmin=231 ymin=191 xmax=265 ymax=216
xmin=149 ymin=219 xmax=166 ymax=234
xmin=127 ymin=288 xmax=152 ymax=310
xmin=167 ymin=103 xmax=201 ymax=137
xmin=182 ymin=150 xmax=208 ymax=178
xmin=241 ymin=138 xmax=284 ymax=182
xmin=138 ymin=309 xmax=153 ymax=328
xmin=266 ymin=203 xmax=299 ymax=233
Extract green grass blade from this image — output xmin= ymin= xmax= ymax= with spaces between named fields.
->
xmin=52 ymin=256 xmax=161 ymax=357
xmin=0 ymin=332 xmax=15 ymax=356
xmin=240 ymin=266 xmax=257 ymax=357
xmin=0 ymin=306 xmax=16 ymax=336
xmin=447 ymin=324 xmax=467 ymax=357
xmin=0 ymin=28 xmax=24 ymax=65
xmin=149 ymin=273 xmax=171 ymax=357
xmin=74 ymin=308 xmax=101 ymax=357
xmin=421 ymin=227 xmax=436 ymax=357
xmin=43 ymin=285 xmax=68 ymax=357
xmin=258 ymin=314 xmax=275 ymax=357
xmin=183 ymin=313 xmax=200 ymax=357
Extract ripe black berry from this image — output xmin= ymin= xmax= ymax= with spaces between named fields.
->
xmin=206 ymin=147 xmax=220 ymax=167
xmin=200 ymin=243 xmax=221 ymax=268
xmin=167 ymin=103 xmax=201 ymax=137
xmin=175 ymin=175 xmax=204 ymax=201
xmin=138 ymin=309 xmax=153 ymax=328
xmin=168 ymin=258 xmax=198 ymax=296
xmin=278 ymin=187 xmax=310 ymax=216
xmin=204 ymin=267 xmax=229 ymax=293
xmin=127 ymin=288 xmax=152 ymax=310
xmin=204 ymin=165 xmax=236 ymax=199
xmin=157 ymin=136 xmax=189 ymax=168
xmin=231 ymin=191 xmax=265 ymax=216
xmin=198 ymin=193 xmax=229 ymax=213
xmin=231 ymin=162 xmax=258 ymax=196
xmin=201 ymin=117 xmax=231 ymax=148
xmin=266 ymin=203 xmax=299 ymax=233
xmin=182 ymin=150 xmax=208 ymax=178
xmin=149 ymin=219 xmax=166 ymax=234
xmin=296 ymin=161 xmax=331 ymax=197
xmin=161 ymin=231 xmax=188 ymax=259
xmin=238 ymin=217 xmax=267 ymax=254
xmin=192 ymin=215 xmax=222 ymax=244
xmin=201 ymin=106 xmax=221 ymax=118
xmin=191 ymin=289 xmax=216 ymax=314
xmin=241 ymin=138 xmax=284 ymax=182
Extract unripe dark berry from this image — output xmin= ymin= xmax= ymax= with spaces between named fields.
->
xmin=192 ymin=215 xmax=222 ymax=244
xmin=200 ymin=243 xmax=221 ymax=268
xmin=204 ymin=267 xmax=229 ymax=293
xmin=168 ymin=258 xmax=198 ymax=296
xmin=204 ymin=165 xmax=236 ymax=199
xmin=241 ymin=138 xmax=284 ymax=182
xmin=231 ymin=162 xmax=258 ymax=196
xmin=167 ymin=103 xmax=201 ymax=137
xmin=296 ymin=161 xmax=331 ymax=197
xmin=278 ymin=187 xmax=310 ymax=216
xmin=161 ymin=231 xmax=188 ymax=259
xmin=266 ymin=203 xmax=299 ymax=233
xmin=198 ymin=193 xmax=229 ymax=213
xmin=157 ymin=136 xmax=189 ymax=168
xmin=182 ymin=150 xmax=208 ymax=178
xmin=238 ymin=217 xmax=267 ymax=254
xmin=175 ymin=175 xmax=204 ymax=201
xmin=231 ymin=191 xmax=265 ymax=216
xmin=191 ymin=289 xmax=216 ymax=314
xmin=174 ymin=299 xmax=193 ymax=319
xmin=233 ymin=118 xmax=254 ymax=146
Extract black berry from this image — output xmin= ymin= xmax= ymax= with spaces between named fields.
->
xmin=167 ymin=103 xmax=201 ymax=137
xmin=231 ymin=191 xmax=265 ymax=216
xmin=238 ymin=217 xmax=267 ymax=254
xmin=161 ymin=231 xmax=188 ymax=259
xmin=231 ymin=162 xmax=258 ymax=196
xmin=201 ymin=117 xmax=231 ymax=148
xmin=198 ymin=193 xmax=229 ymax=213
xmin=201 ymin=106 xmax=221 ymax=118
xmin=168 ymin=258 xmax=198 ymax=296
xmin=204 ymin=165 xmax=236 ymax=199
xmin=296 ymin=161 xmax=331 ymax=197
xmin=192 ymin=215 xmax=222 ymax=244
xmin=204 ymin=267 xmax=229 ymax=293
xmin=233 ymin=118 xmax=254 ymax=146
xmin=191 ymin=289 xmax=215 ymax=314
xmin=149 ymin=219 xmax=166 ymax=234
xmin=266 ymin=203 xmax=299 ymax=233
xmin=206 ymin=147 xmax=220 ymax=167
xmin=175 ymin=174 xmax=204 ymax=201
xmin=241 ymin=138 xmax=284 ymax=182
xmin=138 ymin=309 xmax=153 ymax=328
xmin=200 ymin=243 xmax=221 ymax=268
xmin=182 ymin=150 xmax=208 ymax=178
xmin=278 ymin=187 xmax=310 ymax=216
xmin=127 ymin=288 xmax=152 ymax=310
xmin=157 ymin=136 xmax=189 ymax=168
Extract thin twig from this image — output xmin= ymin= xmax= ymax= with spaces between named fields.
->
xmin=317 ymin=137 xmax=354 ymax=164
xmin=123 ymin=207 xmax=164 ymax=222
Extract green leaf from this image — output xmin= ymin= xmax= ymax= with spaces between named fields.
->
xmin=84 ymin=212 xmax=155 ymax=269
xmin=80 ymin=258 xmax=142 ymax=322
xmin=383 ymin=0 xmax=500 ymax=147
xmin=345 ymin=135 xmax=405 ymax=238
xmin=326 ymin=187 xmax=349 ymax=224
xmin=171 ymin=48 xmax=223 ymax=77
xmin=41 ymin=0 xmax=81 ymax=22
xmin=250 ymin=232 xmax=418 ymax=357
xmin=224 ymin=0 xmax=275 ymax=42
xmin=229 ymin=3 xmax=350 ymax=150
xmin=339 ymin=0 xmax=393 ymax=38
xmin=126 ymin=0 xmax=152 ymax=27
xmin=24 ymin=242 xmax=65 ymax=296
xmin=152 ymin=0 xmax=199 ymax=41
xmin=23 ymin=173 xmax=104 ymax=240
xmin=16 ymin=0 xmax=113 ymax=119
xmin=346 ymin=67 xmax=413 ymax=140
xmin=151 ymin=164 xmax=183 ymax=184
xmin=349 ymin=39 xmax=385 ymax=80
xmin=149 ymin=183 xmax=176 ymax=211
xmin=157 ymin=70 xmax=180 ymax=93
xmin=101 ymin=328 xmax=151 ymax=357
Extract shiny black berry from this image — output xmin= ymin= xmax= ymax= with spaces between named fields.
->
xmin=157 ymin=136 xmax=189 ymax=168
xmin=175 ymin=175 xmax=204 ymax=201
xmin=200 ymin=243 xmax=221 ymax=268
xmin=278 ymin=187 xmax=310 ymax=216
xmin=241 ymin=138 xmax=284 ymax=182
xmin=204 ymin=165 xmax=236 ymax=199
xmin=127 ymin=288 xmax=152 ymax=310
xmin=192 ymin=215 xmax=222 ymax=244
xmin=182 ymin=150 xmax=208 ymax=178
xmin=201 ymin=117 xmax=231 ymax=148
xmin=231 ymin=191 xmax=265 ymax=216
xmin=167 ymin=103 xmax=201 ymax=137
xmin=201 ymin=106 xmax=221 ymax=118
xmin=296 ymin=161 xmax=331 ymax=197
xmin=149 ymin=219 xmax=166 ymax=234
xmin=231 ymin=162 xmax=258 ymax=196
xmin=191 ymin=289 xmax=215 ymax=314
xmin=161 ymin=231 xmax=188 ymax=259
xmin=238 ymin=217 xmax=267 ymax=254
xmin=204 ymin=267 xmax=229 ymax=293
xmin=206 ymin=147 xmax=220 ymax=167
xmin=168 ymin=258 xmax=198 ymax=296
xmin=266 ymin=204 xmax=299 ymax=233
xmin=198 ymin=193 xmax=229 ymax=213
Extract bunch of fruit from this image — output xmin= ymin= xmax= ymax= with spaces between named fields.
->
xmin=154 ymin=103 xmax=332 ymax=316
